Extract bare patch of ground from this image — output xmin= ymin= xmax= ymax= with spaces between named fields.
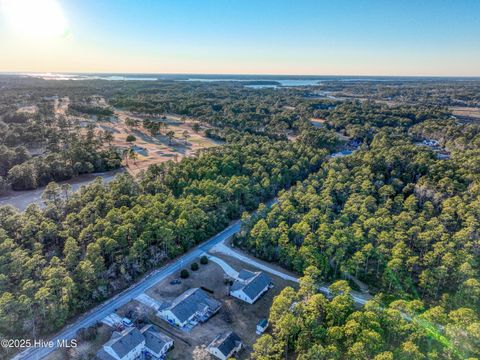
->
xmin=451 ymin=106 xmax=480 ymax=123
xmin=143 ymin=257 xmax=297 ymax=360
xmin=310 ymin=117 xmax=327 ymax=127
xmin=16 ymin=105 xmax=38 ymax=114
xmin=98 ymin=110 xmax=222 ymax=176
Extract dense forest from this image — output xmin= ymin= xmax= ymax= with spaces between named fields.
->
xmin=0 ymin=134 xmax=326 ymax=339
xmin=238 ymin=131 xmax=480 ymax=357
xmin=252 ymin=270 xmax=479 ymax=359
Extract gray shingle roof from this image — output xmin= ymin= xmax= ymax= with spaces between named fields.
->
xmin=209 ymin=331 xmax=242 ymax=357
xmin=231 ymin=270 xmax=271 ymax=301
xmin=95 ymin=349 xmax=117 ymax=360
xmin=141 ymin=324 xmax=173 ymax=355
xmin=257 ymin=318 xmax=268 ymax=328
xmin=103 ymin=327 xmax=144 ymax=358
xmin=238 ymin=269 xmax=256 ymax=280
xmin=168 ymin=288 xmax=221 ymax=323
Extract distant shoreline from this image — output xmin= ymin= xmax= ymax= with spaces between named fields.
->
xmin=1 ymin=72 xmax=480 ymax=81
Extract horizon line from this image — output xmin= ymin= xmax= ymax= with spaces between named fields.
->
xmin=1 ymin=71 xmax=480 ymax=79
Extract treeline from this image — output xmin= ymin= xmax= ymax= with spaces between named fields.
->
xmin=68 ymin=103 xmax=114 ymax=117
xmin=252 ymin=270 xmax=479 ymax=359
xmin=238 ymin=132 xmax=479 ymax=304
xmin=319 ymin=79 xmax=480 ymax=107
xmin=110 ymin=81 xmax=313 ymax=137
xmin=312 ymin=101 xmax=449 ymax=142
xmin=0 ymin=98 xmax=121 ymax=191
xmin=0 ymin=137 xmax=327 ymax=341
xmin=2 ymin=126 xmax=121 ymax=191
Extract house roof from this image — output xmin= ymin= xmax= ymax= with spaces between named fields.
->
xmin=167 ymin=288 xmax=221 ymax=323
xmin=141 ymin=324 xmax=173 ymax=355
xmin=238 ymin=269 xmax=256 ymax=280
xmin=231 ymin=270 xmax=271 ymax=301
xmin=95 ymin=349 xmax=117 ymax=360
xmin=209 ymin=331 xmax=242 ymax=357
xmin=257 ymin=318 xmax=268 ymax=328
xmin=103 ymin=327 xmax=144 ymax=358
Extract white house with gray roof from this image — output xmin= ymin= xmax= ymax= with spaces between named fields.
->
xmin=207 ymin=331 xmax=243 ymax=360
xmin=96 ymin=327 xmax=145 ymax=360
xmin=95 ymin=325 xmax=173 ymax=360
xmin=230 ymin=269 xmax=272 ymax=304
xmin=141 ymin=324 xmax=174 ymax=358
xmin=158 ymin=288 xmax=221 ymax=328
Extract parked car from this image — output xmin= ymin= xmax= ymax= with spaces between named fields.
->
xmin=170 ymin=279 xmax=181 ymax=285
xmin=122 ymin=318 xmax=134 ymax=327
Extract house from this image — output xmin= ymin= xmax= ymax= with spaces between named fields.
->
xmin=207 ymin=331 xmax=243 ymax=360
xmin=95 ymin=325 xmax=174 ymax=360
xmin=95 ymin=327 xmax=145 ymax=360
xmin=230 ymin=270 xmax=272 ymax=304
xmin=141 ymin=324 xmax=174 ymax=358
xmin=423 ymin=139 xmax=440 ymax=147
xmin=158 ymin=288 xmax=221 ymax=328
xmin=256 ymin=318 xmax=269 ymax=335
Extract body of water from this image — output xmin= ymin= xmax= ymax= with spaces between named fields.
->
xmin=10 ymin=73 xmax=474 ymax=83
xmin=20 ymin=73 xmax=159 ymax=81
xmin=185 ymin=78 xmax=321 ymax=87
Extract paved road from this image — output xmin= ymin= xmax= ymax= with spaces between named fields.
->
xmin=13 ymin=220 xmax=242 ymax=360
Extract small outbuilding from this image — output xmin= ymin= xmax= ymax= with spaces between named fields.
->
xmin=256 ymin=318 xmax=269 ymax=335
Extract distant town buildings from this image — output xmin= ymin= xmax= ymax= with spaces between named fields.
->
xmin=423 ymin=139 xmax=440 ymax=147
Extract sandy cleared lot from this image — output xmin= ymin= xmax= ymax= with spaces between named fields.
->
xmin=142 ymin=256 xmax=297 ymax=360
xmin=58 ymin=96 xmax=221 ymax=177
xmin=310 ymin=117 xmax=327 ymax=127
xmin=97 ymin=110 xmax=222 ymax=176
xmin=451 ymin=106 xmax=480 ymax=123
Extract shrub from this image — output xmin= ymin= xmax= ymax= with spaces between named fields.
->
xmin=191 ymin=262 xmax=199 ymax=271
xmin=180 ymin=269 xmax=189 ymax=278
xmin=126 ymin=134 xmax=136 ymax=142
xmin=200 ymin=256 xmax=209 ymax=265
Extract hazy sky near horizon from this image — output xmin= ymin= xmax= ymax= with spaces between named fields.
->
xmin=0 ymin=0 xmax=479 ymax=76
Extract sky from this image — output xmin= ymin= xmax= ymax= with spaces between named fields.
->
xmin=0 ymin=0 xmax=479 ymax=76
